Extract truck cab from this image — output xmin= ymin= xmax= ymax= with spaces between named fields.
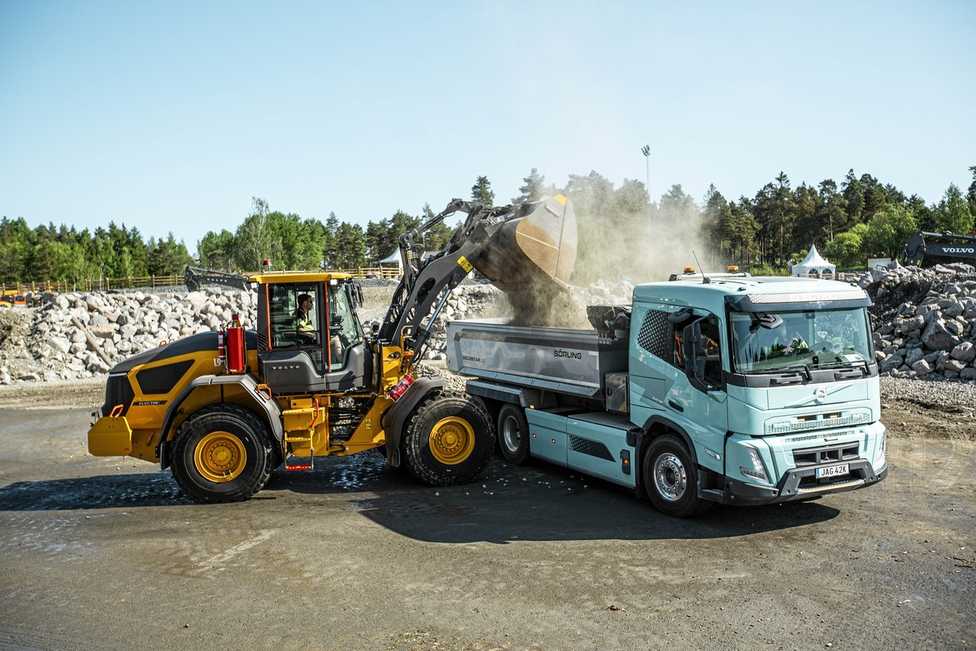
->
xmin=448 ymin=273 xmax=887 ymax=517
xmin=628 ymin=274 xmax=886 ymax=513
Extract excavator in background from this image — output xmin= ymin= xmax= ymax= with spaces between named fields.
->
xmin=88 ymin=195 xmax=577 ymax=502
xmin=903 ymin=231 xmax=976 ymax=267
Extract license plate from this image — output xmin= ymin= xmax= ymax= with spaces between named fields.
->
xmin=816 ymin=463 xmax=849 ymax=479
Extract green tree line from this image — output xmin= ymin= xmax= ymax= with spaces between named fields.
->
xmin=2 ymin=168 xmax=973 ymax=285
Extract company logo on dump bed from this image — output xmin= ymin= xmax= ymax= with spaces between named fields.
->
xmin=553 ymin=348 xmax=582 ymax=360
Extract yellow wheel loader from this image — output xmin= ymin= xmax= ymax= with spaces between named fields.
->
xmin=87 ymin=195 xmax=577 ymax=502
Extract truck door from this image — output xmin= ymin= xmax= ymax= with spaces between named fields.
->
xmin=669 ymin=313 xmax=728 ymax=476
xmin=629 ymin=304 xmax=727 ymax=477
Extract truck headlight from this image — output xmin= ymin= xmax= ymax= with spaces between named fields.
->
xmin=876 ymin=431 xmax=886 ymax=469
xmin=740 ymin=447 xmax=769 ymax=482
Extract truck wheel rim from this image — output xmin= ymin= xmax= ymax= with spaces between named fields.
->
xmin=653 ymin=452 xmax=686 ymax=502
xmin=501 ymin=415 xmax=521 ymax=453
xmin=429 ymin=417 xmax=476 ymax=465
xmin=194 ymin=431 xmax=247 ymax=483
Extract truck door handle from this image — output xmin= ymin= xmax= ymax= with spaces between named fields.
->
xmin=668 ymin=400 xmax=684 ymax=413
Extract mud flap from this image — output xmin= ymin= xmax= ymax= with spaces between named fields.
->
xmin=88 ymin=412 xmax=134 ymax=456
xmin=380 ymin=376 xmax=445 ymax=467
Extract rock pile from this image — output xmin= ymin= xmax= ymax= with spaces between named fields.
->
xmin=0 ymin=289 xmax=256 ymax=384
xmin=861 ymin=263 xmax=976 ymax=382
xmin=412 ymin=285 xmax=506 ymax=360
xmin=0 ymin=284 xmax=505 ymax=383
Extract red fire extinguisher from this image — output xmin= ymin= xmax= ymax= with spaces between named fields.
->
xmin=225 ymin=314 xmax=246 ymax=374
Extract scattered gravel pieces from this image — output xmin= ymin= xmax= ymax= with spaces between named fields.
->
xmin=881 ymin=376 xmax=976 ymax=413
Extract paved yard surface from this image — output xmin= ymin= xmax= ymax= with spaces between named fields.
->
xmin=0 ymin=389 xmax=973 ymax=649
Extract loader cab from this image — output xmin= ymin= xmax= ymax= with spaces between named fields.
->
xmin=252 ymin=272 xmax=368 ymax=394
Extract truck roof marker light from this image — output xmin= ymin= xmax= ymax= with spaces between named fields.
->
xmin=683 ymin=266 xmax=695 ymax=274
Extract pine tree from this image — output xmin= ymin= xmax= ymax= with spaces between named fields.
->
xmin=470 ymin=176 xmax=495 ymax=207
xmin=967 ymin=166 xmax=976 ymax=220
xmin=513 ymin=168 xmax=545 ymax=204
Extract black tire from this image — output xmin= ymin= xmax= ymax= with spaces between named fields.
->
xmin=642 ymin=434 xmax=711 ymax=518
xmin=496 ymin=403 xmax=530 ymax=465
xmin=403 ymin=393 xmax=494 ymax=486
xmin=171 ymin=405 xmax=274 ymax=503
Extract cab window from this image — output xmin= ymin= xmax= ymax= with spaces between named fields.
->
xmin=327 ymin=283 xmax=362 ymax=370
xmin=269 ymin=284 xmax=321 ymax=349
xmin=700 ymin=314 xmax=723 ymax=387
xmin=672 ymin=312 xmax=724 ymax=389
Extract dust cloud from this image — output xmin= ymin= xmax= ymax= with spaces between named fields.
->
xmin=501 ymin=189 xmax=710 ymax=329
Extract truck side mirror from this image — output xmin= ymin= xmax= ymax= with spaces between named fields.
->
xmin=682 ymin=320 xmax=708 ymax=392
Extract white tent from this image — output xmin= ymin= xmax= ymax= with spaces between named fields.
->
xmin=378 ymin=250 xmax=403 ymax=273
xmin=792 ymin=244 xmax=836 ymax=279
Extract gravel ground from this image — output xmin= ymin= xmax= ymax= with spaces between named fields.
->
xmin=0 ymin=396 xmax=973 ymax=650
xmin=881 ymin=376 xmax=976 ymax=412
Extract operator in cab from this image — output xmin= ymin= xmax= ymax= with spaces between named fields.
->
xmin=295 ymin=293 xmax=317 ymax=344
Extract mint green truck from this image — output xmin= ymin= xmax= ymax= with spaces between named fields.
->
xmin=446 ymin=272 xmax=888 ymax=517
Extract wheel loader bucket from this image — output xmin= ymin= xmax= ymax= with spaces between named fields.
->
xmin=469 ymin=194 xmax=577 ymax=300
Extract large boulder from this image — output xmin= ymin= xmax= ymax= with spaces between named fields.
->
xmin=950 ymin=341 xmax=976 ymax=363
xmin=911 ymin=359 xmax=932 ymax=377
xmin=921 ymin=318 xmax=957 ymax=351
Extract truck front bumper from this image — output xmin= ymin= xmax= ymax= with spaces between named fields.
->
xmin=721 ymin=460 xmax=887 ymax=506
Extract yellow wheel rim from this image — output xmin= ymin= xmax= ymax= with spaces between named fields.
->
xmin=193 ymin=431 xmax=247 ymax=483
xmin=428 ymin=416 xmax=476 ymax=465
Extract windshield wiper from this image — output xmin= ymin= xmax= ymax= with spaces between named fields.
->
xmin=813 ymin=357 xmax=868 ymax=370
xmin=742 ymin=363 xmax=811 ymax=380
xmin=776 ymin=363 xmax=812 ymax=380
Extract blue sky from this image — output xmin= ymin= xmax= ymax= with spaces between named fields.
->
xmin=1 ymin=1 xmax=973 ymax=252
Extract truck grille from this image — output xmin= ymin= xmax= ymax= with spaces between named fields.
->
xmin=793 ymin=443 xmax=860 ymax=467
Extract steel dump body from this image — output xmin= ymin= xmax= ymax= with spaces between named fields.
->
xmin=445 ymin=319 xmax=627 ymax=399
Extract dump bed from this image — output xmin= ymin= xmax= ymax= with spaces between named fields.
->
xmin=445 ymin=319 xmax=627 ymax=399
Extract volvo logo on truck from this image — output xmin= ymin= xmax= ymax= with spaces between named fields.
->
xmin=553 ymin=348 xmax=582 ymax=360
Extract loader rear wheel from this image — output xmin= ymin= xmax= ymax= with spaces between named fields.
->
xmin=403 ymin=393 xmax=493 ymax=486
xmin=496 ymin=403 xmax=530 ymax=465
xmin=171 ymin=405 xmax=274 ymax=503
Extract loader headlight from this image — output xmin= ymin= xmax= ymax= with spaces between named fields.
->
xmin=740 ymin=446 xmax=769 ymax=483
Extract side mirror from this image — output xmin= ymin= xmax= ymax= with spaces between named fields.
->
xmin=682 ymin=320 xmax=708 ymax=392
xmin=346 ymin=282 xmax=364 ymax=309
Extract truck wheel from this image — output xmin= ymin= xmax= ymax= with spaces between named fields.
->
xmin=496 ymin=403 xmax=530 ymax=465
xmin=642 ymin=434 xmax=710 ymax=518
xmin=171 ymin=405 xmax=274 ymax=503
xmin=403 ymin=393 xmax=494 ymax=486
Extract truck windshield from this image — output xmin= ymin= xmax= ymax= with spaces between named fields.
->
xmin=730 ymin=308 xmax=872 ymax=374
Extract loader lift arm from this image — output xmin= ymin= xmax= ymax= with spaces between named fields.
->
xmin=378 ymin=194 xmax=578 ymax=361
xmin=379 ymin=198 xmax=509 ymax=359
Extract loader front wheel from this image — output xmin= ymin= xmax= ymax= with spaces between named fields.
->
xmin=404 ymin=393 xmax=493 ymax=486
xmin=171 ymin=405 xmax=274 ymax=503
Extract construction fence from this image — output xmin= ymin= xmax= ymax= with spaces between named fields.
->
xmin=1 ymin=266 xmax=402 ymax=295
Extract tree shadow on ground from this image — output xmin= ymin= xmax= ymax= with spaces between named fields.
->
xmin=0 ymin=454 xmax=840 ymax=542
